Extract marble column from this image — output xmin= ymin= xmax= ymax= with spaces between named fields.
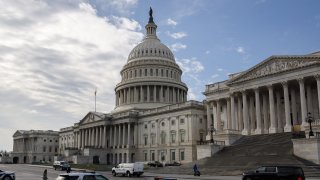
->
xmin=166 ymin=87 xmax=170 ymax=102
xmin=95 ymin=127 xmax=99 ymax=147
xmin=153 ymin=85 xmax=157 ymax=102
xmin=306 ymin=85 xmax=313 ymax=115
xmin=140 ymin=86 xmax=143 ymax=102
xmin=173 ymin=88 xmax=176 ymax=103
xmin=242 ymin=91 xmax=249 ymax=135
xmin=99 ymin=126 xmax=102 ymax=147
xmin=315 ymin=75 xmax=320 ymax=117
xmin=268 ymin=85 xmax=277 ymax=133
xmin=123 ymin=124 xmax=126 ymax=147
xmin=262 ymin=93 xmax=269 ymax=133
xmin=160 ymin=86 xmax=163 ymax=102
xmin=275 ymin=90 xmax=283 ymax=132
xmin=231 ymin=94 xmax=236 ymax=130
xmin=118 ymin=124 xmax=121 ymax=148
xmin=282 ymin=81 xmax=292 ymax=132
xmin=249 ymin=95 xmax=255 ymax=133
xmin=206 ymin=103 xmax=212 ymax=135
xmin=212 ymin=102 xmax=217 ymax=130
xmin=127 ymin=123 xmax=131 ymax=147
xmin=147 ymin=86 xmax=150 ymax=102
xmin=290 ymin=88 xmax=298 ymax=125
xmin=109 ymin=126 xmax=113 ymax=148
xmin=227 ymin=98 xmax=231 ymax=129
xmin=113 ymin=125 xmax=117 ymax=148
xmin=103 ymin=126 xmax=106 ymax=148
xmin=254 ymin=88 xmax=262 ymax=134
xmin=298 ymin=78 xmax=308 ymax=128
xmin=134 ymin=123 xmax=138 ymax=146
xmin=216 ymin=100 xmax=222 ymax=131
xmin=237 ymin=95 xmax=243 ymax=131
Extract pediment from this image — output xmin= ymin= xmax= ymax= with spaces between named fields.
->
xmin=13 ymin=130 xmax=24 ymax=137
xmin=80 ymin=112 xmax=105 ymax=125
xmin=228 ymin=56 xmax=320 ymax=84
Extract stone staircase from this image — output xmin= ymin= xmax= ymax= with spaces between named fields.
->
xmin=146 ymin=133 xmax=320 ymax=177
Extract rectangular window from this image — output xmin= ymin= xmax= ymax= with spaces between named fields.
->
xmin=171 ymin=150 xmax=175 ymax=161
xmin=180 ymin=119 xmax=185 ymax=124
xmin=150 ymin=150 xmax=155 ymax=161
xmin=144 ymin=151 xmax=148 ymax=161
xmin=180 ymin=132 xmax=185 ymax=142
xmin=171 ymin=133 xmax=176 ymax=143
xmin=180 ymin=150 xmax=185 ymax=161
xmin=151 ymin=135 xmax=155 ymax=145
xmin=43 ymin=146 xmax=46 ymax=152
xmin=144 ymin=136 xmax=148 ymax=145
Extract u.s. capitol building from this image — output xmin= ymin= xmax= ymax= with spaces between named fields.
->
xmin=57 ymin=9 xmax=320 ymax=165
xmin=58 ymin=9 xmax=206 ymax=164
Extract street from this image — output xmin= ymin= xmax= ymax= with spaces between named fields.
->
xmin=0 ymin=164 xmax=320 ymax=180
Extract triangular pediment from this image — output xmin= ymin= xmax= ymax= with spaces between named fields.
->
xmin=12 ymin=130 xmax=25 ymax=137
xmin=228 ymin=55 xmax=320 ymax=84
xmin=79 ymin=112 xmax=103 ymax=125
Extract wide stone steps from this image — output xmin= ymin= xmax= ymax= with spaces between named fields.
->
xmin=146 ymin=133 xmax=320 ymax=177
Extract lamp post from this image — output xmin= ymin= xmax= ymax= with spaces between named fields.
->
xmin=306 ymin=112 xmax=314 ymax=138
xmin=209 ymin=124 xmax=216 ymax=143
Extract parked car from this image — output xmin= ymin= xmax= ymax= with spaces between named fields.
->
xmin=112 ymin=163 xmax=144 ymax=177
xmin=242 ymin=166 xmax=305 ymax=180
xmin=147 ymin=161 xmax=163 ymax=167
xmin=56 ymin=172 xmax=108 ymax=180
xmin=165 ymin=161 xmax=181 ymax=166
xmin=0 ymin=169 xmax=15 ymax=180
xmin=53 ymin=161 xmax=71 ymax=171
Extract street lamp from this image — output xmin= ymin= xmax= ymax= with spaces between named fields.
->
xmin=209 ymin=124 xmax=216 ymax=143
xmin=306 ymin=112 xmax=314 ymax=138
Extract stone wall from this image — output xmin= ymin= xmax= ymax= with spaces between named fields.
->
xmin=292 ymin=138 xmax=320 ymax=164
xmin=196 ymin=144 xmax=222 ymax=160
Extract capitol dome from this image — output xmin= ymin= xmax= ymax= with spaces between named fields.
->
xmin=114 ymin=8 xmax=188 ymax=112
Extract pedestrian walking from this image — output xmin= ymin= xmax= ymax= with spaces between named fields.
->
xmin=43 ymin=169 xmax=48 ymax=180
xmin=193 ymin=163 xmax=200 ymax=176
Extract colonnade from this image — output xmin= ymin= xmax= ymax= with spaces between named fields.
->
xmin=75 ymin=123 xmax=138 ymax=149
xmin=206 ymin=75 xmax=320 ymax=135
xmin=116 ymin=85 xmax=187 ymax=106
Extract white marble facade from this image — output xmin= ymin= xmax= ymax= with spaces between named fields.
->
xmin=12 ymin=130 xmax=59 ymax=164
xmin=59 ymin=10 xmax=205 ymax=164
xmin=204 ymin=52 xmax=320 ymax=138
xmin=59 ymin=9 xmax=320 ymax=165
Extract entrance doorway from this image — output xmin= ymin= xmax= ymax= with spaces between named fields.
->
xmin=93 ymin=156 xmax=100 ymax=164
xmin=13 ymin=157 xmax=19 ymax=164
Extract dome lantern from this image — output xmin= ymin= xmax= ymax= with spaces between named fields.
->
xmin=145 ymin=7 xmax=158 ymax=39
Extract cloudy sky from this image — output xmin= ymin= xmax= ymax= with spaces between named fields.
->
xmin=1 ymin=0 xmax=320 ymax=151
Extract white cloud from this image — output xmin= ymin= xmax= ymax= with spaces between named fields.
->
xmin=176 ymin=58 xmax=204 ymax=74
xmin=171 ymin=43 xmax=187 ymax=51
xmin=167 ymin=31 xmax=187 ymax=39
xmin=176 ymin=57 xmax=205 ymax=100
xmin=167 ymin=18 xmax=177 ymax=26
xmin=0 ymin=0 xmax=143 ymax=150
xmin=90 ymin=0 xmax=138 ymax=15
xmin=211 ymin=74 xmax=219 ymax=78
xmin=217 ymin=68 xmax=224 ymax=72
xmin=205 ymin=50 xmax=210 ymax=54
xmin=236 ymin=46 xmax=245 ymax=54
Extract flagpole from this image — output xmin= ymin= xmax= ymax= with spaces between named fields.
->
xmin=95 ymin=88 xmax=97 ymax=112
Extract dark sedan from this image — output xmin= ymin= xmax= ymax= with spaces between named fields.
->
xmin=242 ymin=166 xmax=305 ymax=180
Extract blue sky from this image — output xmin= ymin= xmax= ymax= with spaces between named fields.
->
xmin=0 ymin=0 xmax=319 ymax=150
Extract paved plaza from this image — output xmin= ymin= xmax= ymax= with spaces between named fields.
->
xmin=1 ymin=164 xmax=320 ymax=180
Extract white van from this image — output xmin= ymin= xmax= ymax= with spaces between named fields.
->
xmin=111 ymin=163 xmax=144 ymax=177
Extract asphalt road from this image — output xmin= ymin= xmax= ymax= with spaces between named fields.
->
xmin=1 ymin=164 xmax=320 ymax=180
